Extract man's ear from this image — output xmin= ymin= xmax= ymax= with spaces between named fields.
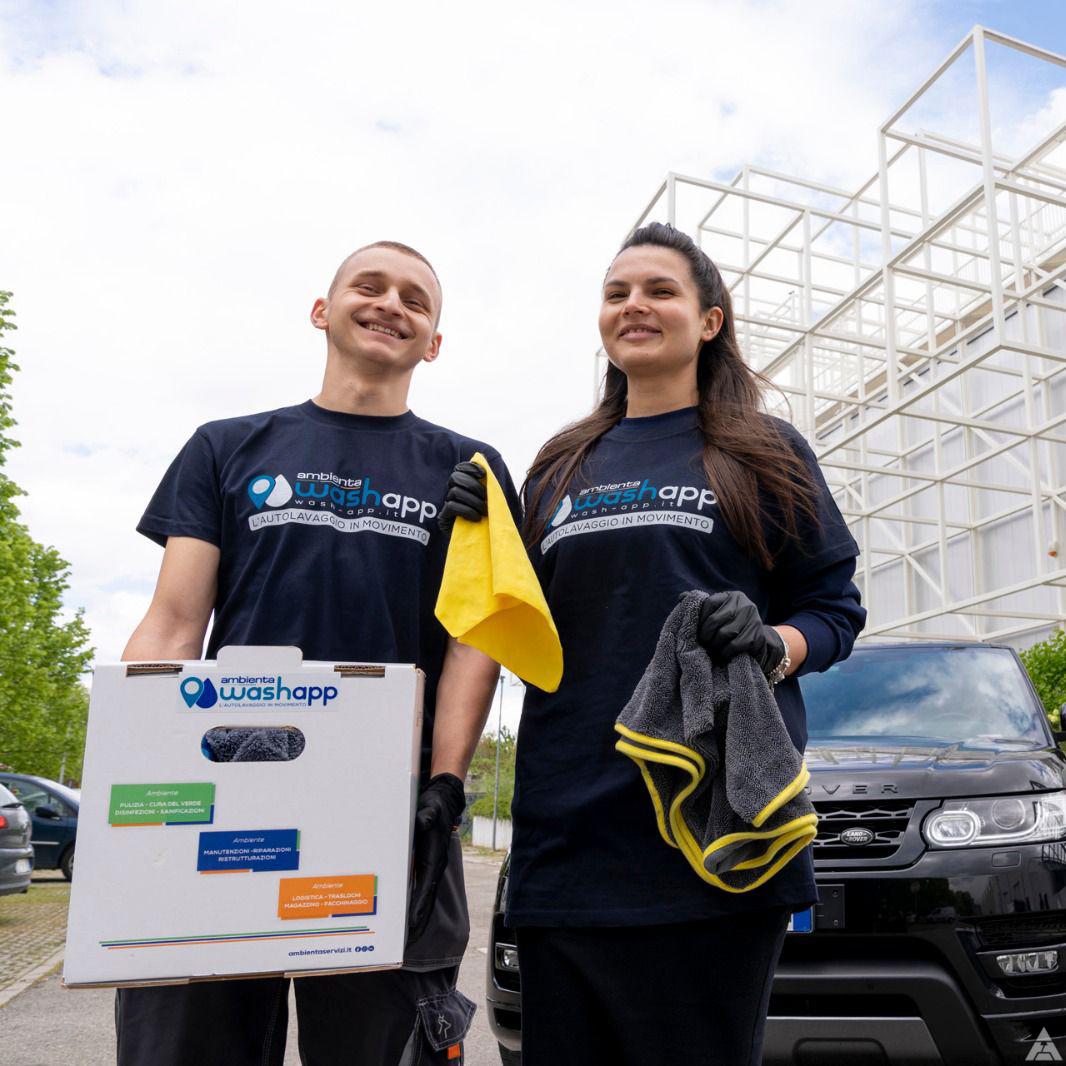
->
xmin=310 ymin=297 xmax=329 ymax=332
xmin=701 ymin=306 xmax=724 ymax=342
xmin=421 ymin=331 xmax=443 ymax=364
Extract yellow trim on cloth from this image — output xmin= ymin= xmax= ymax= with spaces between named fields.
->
xmin=434 ymin=453 xmax=563 ymax=692
xmin=614 ymin=723 xmax=818 ymax=893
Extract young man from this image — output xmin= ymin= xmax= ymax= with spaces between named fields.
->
xmin=117 ymin=241 xmax=514 ymax=1065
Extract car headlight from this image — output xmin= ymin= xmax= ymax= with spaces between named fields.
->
xmin=923 ymin=792 xmax=1066 ymax=848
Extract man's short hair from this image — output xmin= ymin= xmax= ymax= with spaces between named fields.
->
xmin=328 ymin=241 xmax=440 ymax=298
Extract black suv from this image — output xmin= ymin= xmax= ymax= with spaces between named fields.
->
xmin=487 ymin=642 xmax=1066 ymax=1065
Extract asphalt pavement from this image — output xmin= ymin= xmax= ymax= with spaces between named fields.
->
xmin=3 ymin=851 xmax=506 ymax=1066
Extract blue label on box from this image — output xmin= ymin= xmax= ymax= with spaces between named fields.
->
xmin=197 ymin=828 xmax=300 ymax=873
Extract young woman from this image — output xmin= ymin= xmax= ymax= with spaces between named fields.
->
xmin=445 ymin=222 xmax=865 ymax=1064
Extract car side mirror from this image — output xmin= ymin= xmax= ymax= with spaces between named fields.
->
xmin=36 ymin=805 xmax=60 ymax=820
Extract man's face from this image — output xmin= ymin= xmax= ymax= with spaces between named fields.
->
xmin=311 ymin=247 xmax=442 ymax=371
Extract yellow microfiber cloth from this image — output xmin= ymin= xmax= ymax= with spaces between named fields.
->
xmin=434 ymin=453 xmax=563 ymax=692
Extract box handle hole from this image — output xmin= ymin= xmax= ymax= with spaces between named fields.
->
xmin=201 ymin=726 xmax=306 ymax=762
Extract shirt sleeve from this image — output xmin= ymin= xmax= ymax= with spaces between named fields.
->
xmin=136 ymin=428 xmax=223 ymax=548
xmin=768 ymin=431 xmax=867 ymax=676
xmin=485 ymin=448 xmax=522 ymax=528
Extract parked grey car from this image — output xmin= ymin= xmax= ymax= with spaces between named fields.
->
xmin=0 ymin=781 xmax=33 ymax=895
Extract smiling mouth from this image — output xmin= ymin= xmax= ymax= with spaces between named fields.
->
xmin=358 ymin=320 xmax=407 ymax=340
xmin=619 ymin=326 xmax=661 ymax=339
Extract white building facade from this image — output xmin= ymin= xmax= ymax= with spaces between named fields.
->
xmin=607 ymin=26 xmax=1066 ymax=646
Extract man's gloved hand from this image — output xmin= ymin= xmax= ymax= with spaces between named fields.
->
xmin=438 ymin=461 xmax=487 ymax=533
xmin=408 ymin=772 xmax=467 ymax=940
xmin=695 ymin=590 xmax=787 ymax=678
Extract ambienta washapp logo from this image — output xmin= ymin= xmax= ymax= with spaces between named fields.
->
xmin=548 ymin=479 xmax=719 ymax=529
xmin=247 ymin=474 xmax=294 ymax=508
xmin=246 ymin=471 xmax=438 ymax=524
xmin=180 ymin=675 xmax=338 ymax=709
xmin=180 ymin=676 xmax=219 ymax=708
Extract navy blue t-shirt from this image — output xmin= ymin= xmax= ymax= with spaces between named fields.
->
xmin=506 ymin=406 xmax=865 ymax=926
xmin=138 ymin=399 xmax=517 ymax=777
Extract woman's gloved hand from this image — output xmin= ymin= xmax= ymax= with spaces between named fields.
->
xmin=438 ymin=461 xmax=487 ymax=533
xmin=408 ymin=772 xmax=467 ymax=940
xmin=695 ymin=590 xmax=787 ymax=678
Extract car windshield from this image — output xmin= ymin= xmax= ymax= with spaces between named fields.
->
xmin=0 ymin=783 xmax=18 ymax=806
xmin=799 ymin=647 xmax=1050 ymax=749
xmin=42 ymin=780 xmax=80 ymax=807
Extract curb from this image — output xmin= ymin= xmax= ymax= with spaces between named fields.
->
xmin=460 ymin=848 xmax=505 ymax=865
xmin=0 ymin=947 xmax=65 ymax=1009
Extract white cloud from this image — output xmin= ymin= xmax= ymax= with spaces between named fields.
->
xmin=0 ymin=0 xmax=1018 ymax=663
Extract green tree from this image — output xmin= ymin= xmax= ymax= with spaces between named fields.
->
xmin=0 ymin=292 xmax=93 ymax=783
xmin=1020 ymin=627 xmax=1066 ymax=731
xmin=466 ymin=727 xmax=516 ymax=820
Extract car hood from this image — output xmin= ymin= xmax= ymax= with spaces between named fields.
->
xmin=804 ymin=742 xmax=1066 ymax=801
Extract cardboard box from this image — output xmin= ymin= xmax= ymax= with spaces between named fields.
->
xmin=64 ymin=646 xmax=422 ymax=988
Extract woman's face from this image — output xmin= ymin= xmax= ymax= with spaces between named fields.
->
xmin=599 ymin=245 xmax=722 ymax=380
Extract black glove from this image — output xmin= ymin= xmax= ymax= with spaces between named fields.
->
xmin=695 ymin=590 xmax=787 ymax=678
xmin=438 ymin=461 xmax=488 ymax=533
xmin=408 ymin=772 xmax=467 ymax=940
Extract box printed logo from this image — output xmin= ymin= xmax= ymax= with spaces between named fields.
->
xmin=181 ymin=676 xmax=218 ymax=708
xmin=179 ymin=674 xmax=337 ymax=710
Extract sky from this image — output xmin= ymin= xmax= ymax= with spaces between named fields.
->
xmin=1 ymin=0 xmax=1064 ymax=731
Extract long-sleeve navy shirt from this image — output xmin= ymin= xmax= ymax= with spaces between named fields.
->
xmin=506 ymin=406 xmax=865 ymax=926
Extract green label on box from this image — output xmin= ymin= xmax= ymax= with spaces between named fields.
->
xmin=108 ymin=783 xmax=216 ymax=826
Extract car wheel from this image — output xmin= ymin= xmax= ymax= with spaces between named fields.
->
xmin=498 ymin=1043 xmax=521 ymax=1065
xmin=60 ymin=847 xmax=74 ymax=881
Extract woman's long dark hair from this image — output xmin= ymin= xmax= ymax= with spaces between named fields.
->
xmin=521 ymin=222 xmax=820 ymax=570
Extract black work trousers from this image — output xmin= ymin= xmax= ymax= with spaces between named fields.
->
xmin=115 ymin=965 xmax=475 ymax=1066
xmin=515 ymin=907 xmax=790 ymax=1066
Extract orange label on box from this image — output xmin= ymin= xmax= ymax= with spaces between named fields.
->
xmin=277 ymin=874 xmax=377 ymax=920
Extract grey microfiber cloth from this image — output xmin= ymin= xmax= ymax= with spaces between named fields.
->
xmin=202 ymin=727 xmax=305 ymax=762
xmin=614 ymin=590 xmax=817 ymax=893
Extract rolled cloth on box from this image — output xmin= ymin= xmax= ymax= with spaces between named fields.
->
xmin=434 ymin=452 xmax=563 ymax=692
xmin=202 ymin=727 xmax=305 ymax=762
xmin=614 ymin=590 xmax=817 ymax=892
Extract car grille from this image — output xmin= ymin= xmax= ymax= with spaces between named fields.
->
xmin=972 ymin=912 xmax=1066 ymax=950
xmin=812 ymin=799 xmax=916 ymax=860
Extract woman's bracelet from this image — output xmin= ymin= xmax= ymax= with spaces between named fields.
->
xmin=767 ymin=653 xmax=791 ymax=686
xmin=767 ymin=628 xmax=791 ymax=685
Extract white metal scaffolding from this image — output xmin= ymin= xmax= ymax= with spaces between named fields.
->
xmin=615 ymin=26 xmax=1066 ymax=646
